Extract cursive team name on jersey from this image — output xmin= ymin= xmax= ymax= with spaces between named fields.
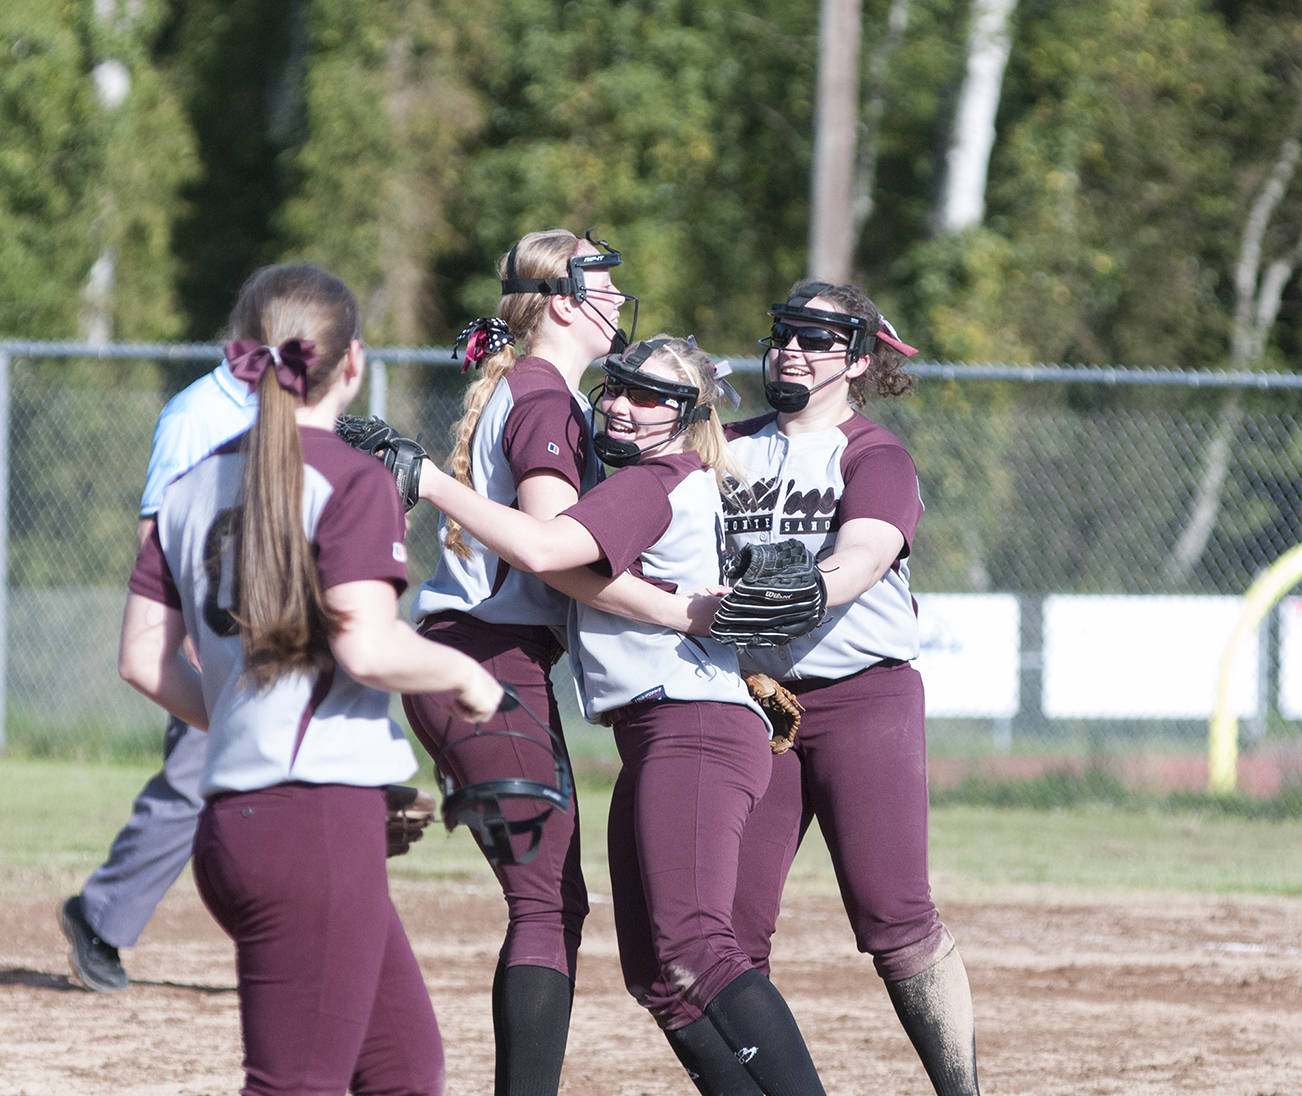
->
xmin=722 ymin=476 xmax=839 ymax=537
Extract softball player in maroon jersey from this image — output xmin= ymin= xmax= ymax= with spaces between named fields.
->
xmin=119 ymin=264 xmax=503 ymax=1096
xmin=417 ymin=337 xmax=829 ymax=1096
xmin=402 ymin=232 xmax=714 ymax=1096
xmin=671 ymin=280 xmax=981 ymax=1095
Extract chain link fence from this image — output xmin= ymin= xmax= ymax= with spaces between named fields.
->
xmin=3 ymin=342 xmax=1300 ymax=795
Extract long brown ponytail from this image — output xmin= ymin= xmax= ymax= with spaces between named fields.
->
xmin=442 ymin=229 xmax=579 ymax=559
xmin=224 ymin=264 xmax=358 ymax=688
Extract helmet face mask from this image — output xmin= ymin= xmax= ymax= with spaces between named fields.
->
xmin=758 ymin=301 xmax=875 ymax=413
xmin=431 ymin=684 xmax=574 ymax=866
xmin=589 ymin=339 xmax=709 ymax=467
xmin=500 ymin=228 xmax=638 ymax=352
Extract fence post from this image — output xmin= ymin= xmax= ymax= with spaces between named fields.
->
xmin=368 ymin=358 xmax=388 ymax=420
xmin=0 ymin=350 xmax=8 ymax=751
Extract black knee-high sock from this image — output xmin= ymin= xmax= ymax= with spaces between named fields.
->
xmin=664 ymin=1015 xmax=765 ymax=1095
xmin=885 ymin=945 xmax=980 ymax=1096
xmin=491 ymin=960 xmax=574 ymax=1096
xmin=703 ymin=970 xmax=827 ymax=1096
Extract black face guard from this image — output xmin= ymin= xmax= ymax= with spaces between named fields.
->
xmin=757 ymin=302 xmax=876 ymax=413
xmin=588 ymin=339 xmax=710 ymax=467
xmin=500 ymin=228 xmax=638 ymax=352
xmin=431 ymin=683 xmax=574 ymax=866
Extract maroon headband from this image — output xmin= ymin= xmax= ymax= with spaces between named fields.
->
xmin=225 ymin=338 xmax=319 ymax=397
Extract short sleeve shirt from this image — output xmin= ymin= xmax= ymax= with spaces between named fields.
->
xmin=560 ymin=451 xmax=766 ymax=728
xmin=412 ymin=356 xmax=602 ymax=628
xmin=129 ymin=427 xmax=418 ymax=797
xmin=139 ymin=362 xmax=259 ymax=518
xmin=723 ymin=412 xmax=924 ymax=680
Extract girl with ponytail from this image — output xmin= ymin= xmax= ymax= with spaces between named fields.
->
xmin=119 ymin=262 xmax=502 ymax=1096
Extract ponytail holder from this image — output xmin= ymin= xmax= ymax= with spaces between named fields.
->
xmin=875 ymin=317 xmax=919 ymax=358
xmin=225 ymin=338 xmax=318 ymax=397
xmin=454 ymin=317 xmax=515 ymax=373
xmin=711 ymin=356 xmax=743 ymax=409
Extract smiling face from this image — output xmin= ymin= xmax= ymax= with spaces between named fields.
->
xmin=597 ymin=357 xmax=688 ymax=455
xmin=765 ymin=294 xmax=869 ymax=417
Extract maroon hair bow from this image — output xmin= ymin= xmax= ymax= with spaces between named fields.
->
xmin=225 ymin=338 xmax=319 ymax=397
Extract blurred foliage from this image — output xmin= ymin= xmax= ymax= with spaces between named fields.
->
xmin=2 ymin=0 xmax=1299 ymax=361
xmin=3 ymin=0 xmax=1302 ymax=600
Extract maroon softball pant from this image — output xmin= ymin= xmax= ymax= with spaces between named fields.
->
xmin=607 ymin=699 xmax=772 ymax=1030
xmin=193 ymin=783 xmax=443 ymax=1096
xmin=403 ymin=613 xmax=588 ymax=979
xmin=731 ymin=660 xmax=954 ymax=983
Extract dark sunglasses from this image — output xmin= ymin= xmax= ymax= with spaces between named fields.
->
xmin=601 ymin=380 xmax=680 ymax=408
xmin=760 ymin=321 xmax=848 ymax=353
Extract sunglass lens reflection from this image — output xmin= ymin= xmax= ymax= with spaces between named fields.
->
xmin=771 ymin=323 xmax=842 ymax=352
xmin=605 ymin=382 xmax=664 ymax=407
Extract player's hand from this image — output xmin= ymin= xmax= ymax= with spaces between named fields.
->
xmin=451 ymin=666 xmax=505 ymax=723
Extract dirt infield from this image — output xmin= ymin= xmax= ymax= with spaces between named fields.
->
xmin=2 ymin=874 xmax=1300 ymax=1095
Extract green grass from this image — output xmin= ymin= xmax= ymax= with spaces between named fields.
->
xmin=4 ymin=759 xmax=1300 ymax=899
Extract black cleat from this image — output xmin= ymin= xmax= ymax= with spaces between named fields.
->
xmin=58 ymin=895 xmax=128 ymax=992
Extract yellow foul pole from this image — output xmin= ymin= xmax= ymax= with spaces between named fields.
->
xmin=1208 ymin=543 xmax=1302 ymax=794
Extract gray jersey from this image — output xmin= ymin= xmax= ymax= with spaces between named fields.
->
xmin=412 ymin=356 xmax=602 ymax=629
xmin=129 ymin=427 xmax=418 ymax=797
xmin=561 ymin=452 xmax=767 ymax=727
xmin=724 ymin=413 xmax=924 ymax=681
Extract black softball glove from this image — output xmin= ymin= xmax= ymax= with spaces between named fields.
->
xmin=335 ymin=413 xmax=428 ymax=512
xmin=709 ymin=539 xmax=828 ymax=648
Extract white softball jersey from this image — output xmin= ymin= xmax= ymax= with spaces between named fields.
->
xmin=129 ymin=427 xmax=419 ymax=798
xmin=560 ymin=451 xmax=768 ymax=728
xmin=723 ymin=412 xmax=924 ymax=681
xmin=412 ymin=356 xmax=602 ymax=629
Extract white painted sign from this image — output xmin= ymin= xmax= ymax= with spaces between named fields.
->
xmin=915 ymin=594 xmax=1020 ymax=718
xmin=1041 ymin=595 xmax=1257 ymax=718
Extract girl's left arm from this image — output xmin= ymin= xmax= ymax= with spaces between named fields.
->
xmin=118 ymin=593 xmax=208 ymax=729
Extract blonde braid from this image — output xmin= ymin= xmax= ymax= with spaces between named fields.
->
xmin=442 ymin=345 xmax=518 ymax=559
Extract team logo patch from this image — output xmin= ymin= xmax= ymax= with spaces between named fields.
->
xmin=547 ymin=441 xmax=560 ymax=455
xmin=630 ymin=685 xmax=667 ymax=705
xmin=392 ymin=542 xmax=408 ymax=562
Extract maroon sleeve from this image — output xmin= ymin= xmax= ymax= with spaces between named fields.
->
xmin=838 ymin=430 xmax=923 ymax=553
xmin=502 ymin=387 xmax=590 ymax=492
xmin=561 ymin=465 xmax=672 ymax=576
xmin=127 ymin=522 xmax=182 ymax=609
xmin=312 ymin=444 xmax=410 ymax=594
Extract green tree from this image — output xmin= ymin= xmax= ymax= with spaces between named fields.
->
xmin=0 ymin=3 xmax=101 ymax=337
xmin=432 ymin=0 xmax=824 ymax=354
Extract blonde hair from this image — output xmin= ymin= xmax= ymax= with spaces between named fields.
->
xmin=443 ymin=229 xmax=580 ymax=559
xmin=637 ymin=336 xmax=753 ymax=500
xmin=224 ymin=263 xmax=358 ymax=688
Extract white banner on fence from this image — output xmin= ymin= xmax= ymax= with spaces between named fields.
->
xmin=915 ymin=594 xmax=1020 ymax=718
xmin=1278 ymin=597 xmax=1302 ymax=719
xmin=1041 ymin=595 xmax=1258 ymax=719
